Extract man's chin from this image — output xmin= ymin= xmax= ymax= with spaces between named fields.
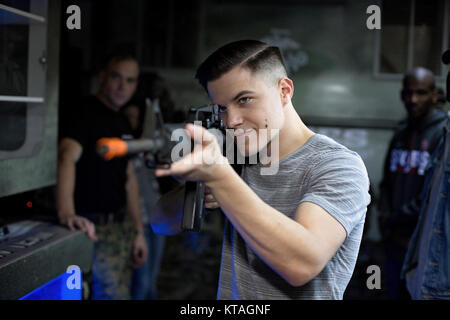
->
xmin=110 ymin=95 xmax=130 ymax=108
xmin=114 ymin=101 xmax=128 ymax=109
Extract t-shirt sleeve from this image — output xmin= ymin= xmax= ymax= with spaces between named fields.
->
xmin=299 ymin=150 xmax=371 ymax=238
xmin=59 ymin=103 xmax=88 ymax=147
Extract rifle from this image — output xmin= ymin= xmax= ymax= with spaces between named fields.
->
xmin=96 ymin=100 xmax=231 ymax=232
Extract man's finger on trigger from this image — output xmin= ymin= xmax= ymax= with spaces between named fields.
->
xmin=156 ymin=152 xmax=194 ymax=177
xmin=169 ymin=156 xmax=197 ymax=175
xmin=186 ymin=123 xmax=213 ymax=146
xmin=205 ymin=202 xmax=219 ymax=209
xmin=155 ymin=167 xmax=174 ymax=177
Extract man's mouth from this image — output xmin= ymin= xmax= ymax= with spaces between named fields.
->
xmin=407 ymin=104 xmax=418 ymax=113
xmin=234 ymin=129 xmax=256 ymax=137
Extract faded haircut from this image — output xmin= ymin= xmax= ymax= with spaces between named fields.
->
xmin=195 ymin=40 xmax=287 ymax=91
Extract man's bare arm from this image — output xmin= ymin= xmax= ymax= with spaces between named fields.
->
xmin=125 ymin=160 xmax=144 ymax=233
xmin=207 ymin=165 xmax=346 ymax=287
xmin=56 ymin=138 xmax=82 ymax=222
xmin=56 ymin=137 xmax=97 ymax=241
xmin=125 ymin=160 xmax=148 ymax=267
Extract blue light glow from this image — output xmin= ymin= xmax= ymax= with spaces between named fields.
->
xmin=19 ymin=272 xmax=82 ymax=300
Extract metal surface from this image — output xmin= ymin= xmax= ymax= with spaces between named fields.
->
xmin=0 ymin=96 xmax=45 ymax=103
xmin=0 ymin=0 xmax=59 ymax=197
xmin=0 ymin=220 xmax=93 ymax=300
xmin=0 ymin=3 xmax=46 ymax=23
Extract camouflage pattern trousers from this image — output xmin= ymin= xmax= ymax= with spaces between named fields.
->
xmin=90 ymin=217 xmax=135 ymax=300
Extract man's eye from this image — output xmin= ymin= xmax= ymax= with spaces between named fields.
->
xmin=218 ymin=105 xmax=227 ymax=112
xmin=238 ymin=97 xmax=252 ymax=104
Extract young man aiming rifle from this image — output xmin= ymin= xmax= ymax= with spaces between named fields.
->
xmin=153 ymin=40 xmax=371 ymax=300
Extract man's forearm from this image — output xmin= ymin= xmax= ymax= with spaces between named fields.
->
xmin=56 ymin=158 xmax=77 ymax=222
xmin=126 ymin=163 xmax=144 ymax=233
xmin=206 ymin=164 xmax=324 ymax=286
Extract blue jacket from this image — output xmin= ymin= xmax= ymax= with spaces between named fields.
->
xmin=401 ymin=111 xmax=450 ymax=300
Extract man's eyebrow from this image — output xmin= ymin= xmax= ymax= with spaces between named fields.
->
xmin=231 ymin=90 xmax=255 ymax=102
xmin=110 ymin=71 xmax=138 ymax=80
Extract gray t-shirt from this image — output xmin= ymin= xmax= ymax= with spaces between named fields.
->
xmin=217 ymin=134 xmax=371 ymax=300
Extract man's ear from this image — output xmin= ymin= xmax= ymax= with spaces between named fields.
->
xmin=278 ymin=77 xmax=294 ymax=106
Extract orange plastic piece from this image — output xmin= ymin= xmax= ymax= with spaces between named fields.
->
xmin=96 ymin=138 xmax=128 ymax=161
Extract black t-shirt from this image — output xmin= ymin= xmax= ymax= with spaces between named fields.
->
xmin=61 ymin=95 xmax=133 ymax=214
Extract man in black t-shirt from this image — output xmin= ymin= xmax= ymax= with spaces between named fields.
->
xmin=56 ymin=52 xmax=148 ymax=299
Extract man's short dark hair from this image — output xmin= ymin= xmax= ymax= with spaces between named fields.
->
xmin=195 ymin=40 xmax=287 ymax=91
xmin=98 ymin=46 xmax=138 ymax=73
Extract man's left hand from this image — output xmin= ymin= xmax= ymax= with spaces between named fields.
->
xmin=133 ymin=232 xmax=148 ymax=268
xmin=155 ymin=124 xmax=229 ymax=184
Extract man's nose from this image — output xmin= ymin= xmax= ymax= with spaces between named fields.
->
xmin=118 ymin=78 xmax=126 ymax=91
xmin=225 ymin=107 xmax=243 ymax=128
xmin=411 ymin=93 xmax=419 ymax=104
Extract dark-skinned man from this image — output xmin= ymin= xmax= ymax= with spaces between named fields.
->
xmin=379 ymin=67 xmax=447 ymax=299
xmin=400 ymin=50 xmax=450 ymax=300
